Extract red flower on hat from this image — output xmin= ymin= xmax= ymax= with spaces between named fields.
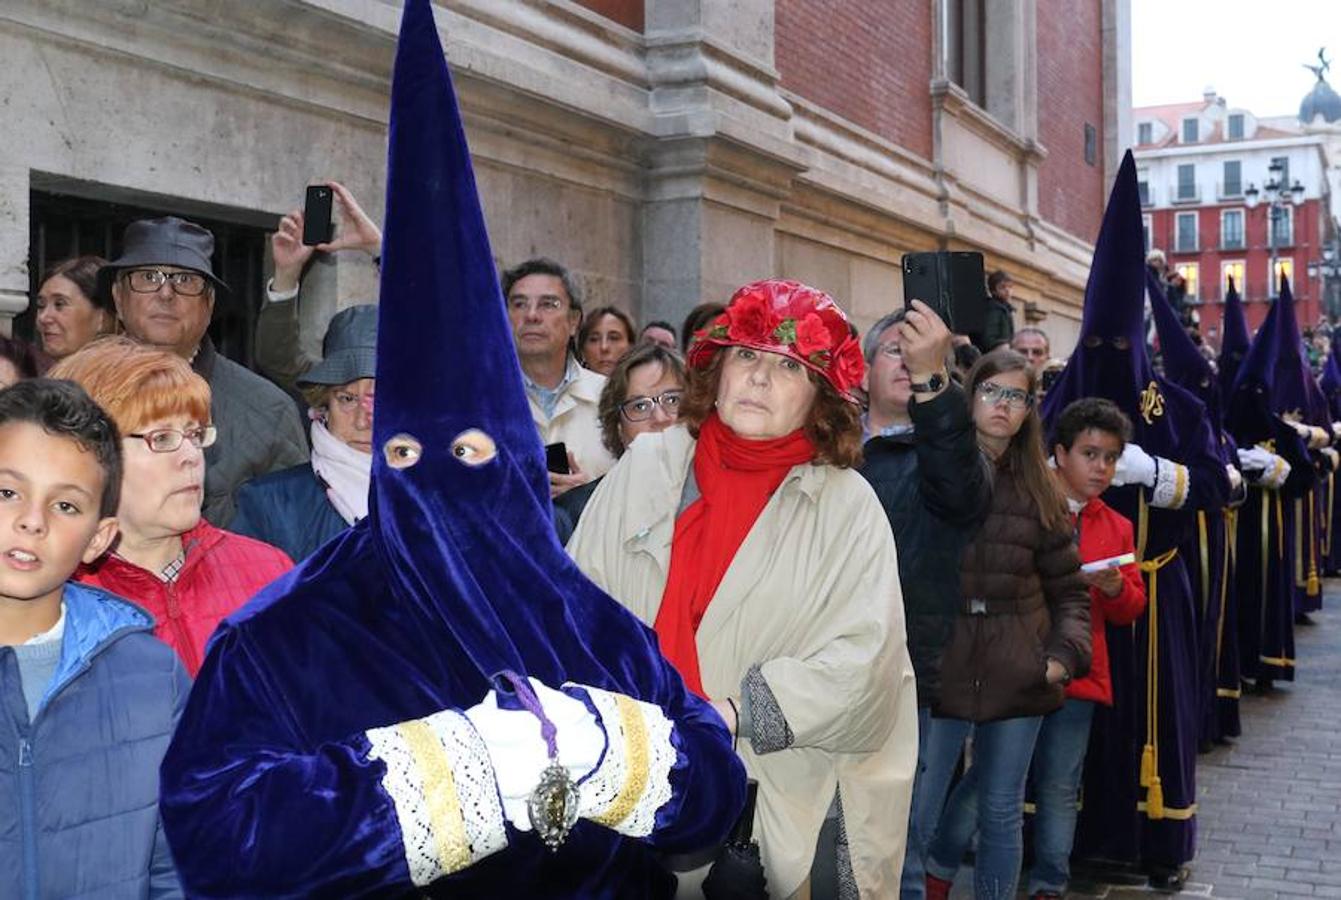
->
xmin=793 ymin=312 xmax=831 ymax=358
xmin=832 ymin=336 xmax=865 ymax=391
xmin=726 ymin=290 xmax=775 ymax=343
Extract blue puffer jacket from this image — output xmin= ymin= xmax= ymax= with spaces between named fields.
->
xmin=230 ymin=463 xmax=350 ymax=562
xmin=0 ymin=583 xmax=190 ymax=899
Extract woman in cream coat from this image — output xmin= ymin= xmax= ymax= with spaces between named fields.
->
xmin=569 ymin=280 xmax=918 ymax=898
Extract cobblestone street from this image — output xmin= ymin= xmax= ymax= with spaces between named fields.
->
xmin=951 ymin=582 xmax=1341 ymax=899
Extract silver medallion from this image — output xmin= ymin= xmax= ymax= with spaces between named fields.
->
xmin=527 ymin=762 xmax=580 ymax=851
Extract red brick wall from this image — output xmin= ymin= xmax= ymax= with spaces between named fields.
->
xmin=1036 ymin=0 xmax=1105 ymax=241
xmin=572 ymin=0 xmax=643 ymax=32
xmin=774 ymin=0 xmax=933 ymax=160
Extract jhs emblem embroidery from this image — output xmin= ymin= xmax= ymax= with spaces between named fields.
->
xmin=1138 ymin=380 xmax=1164 ymax=425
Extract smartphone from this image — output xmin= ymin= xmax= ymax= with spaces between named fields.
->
xmin=901 ymin=251 xmax=987 ymax=337
xmin=544 ymin=442 xmax=570 ymax=475
xmin=302 ymin=184 xmax=335 ymax=246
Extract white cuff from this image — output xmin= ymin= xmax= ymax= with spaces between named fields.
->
xmin=1258 ymin=451 xmax=1291 ymax=489
xmin=1150 ymin=457 xmax=1190 ymax=509
xmin=572 ymin=684 xmax=676 ymax=838
xmin=265 ymin=277 xmax=300 ymax=304
xmin=1309 ymin=426 xmax=1331 ymax=450
xmin=366 ymin=709 xmax=507 ymax=886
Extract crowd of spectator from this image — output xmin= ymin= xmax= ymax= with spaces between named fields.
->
xmin=8 ymin=168 xmax=1337 ymax=898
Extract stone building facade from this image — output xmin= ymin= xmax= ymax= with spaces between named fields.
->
xmin=1 ymin=0 xmax=1131 ymax=358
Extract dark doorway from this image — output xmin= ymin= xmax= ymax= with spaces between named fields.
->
xmin=26 ymin=189 xmax=273 ymax=367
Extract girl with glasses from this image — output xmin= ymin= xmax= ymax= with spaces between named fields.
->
xmin=51 ymin=338 xmax=293 ymax=675
xmin=919 ymin=350 xmax=1091 ymax=900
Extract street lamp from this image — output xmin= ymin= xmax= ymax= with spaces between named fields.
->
xmin=1244 ymin=159 xmax=1305 ymax=301
xmin=1308 ymin=241 xmax=1341 ymax=322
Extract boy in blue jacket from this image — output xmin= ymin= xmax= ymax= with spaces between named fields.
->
xmin=0 ymin=379 xmax=189 ymax=898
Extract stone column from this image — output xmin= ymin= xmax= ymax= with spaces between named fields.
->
xmin=639 ymin=0 xmax=805 ymax=326
xmin=0 ymin=165 xmax=30 ymax=333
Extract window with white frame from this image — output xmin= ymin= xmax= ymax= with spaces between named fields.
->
xmin=1221 ymin=261 xmax=1245 ymax=297
xmin=1271 ymin=259 xmax=1294 ymax=297
xmin=1175 ymin=263 xmax=1199 ymax=300
xmin=1138 ymin=171 xmax=1151 ymax=206
xmin=1182 ymin=117 xmax=1199 ymax=143
xmin=1138 ymin=122 xmax=1153 ymax=145
xmin=1143 ymin=214 xmax=1152 ymax=252
xmin=1221 ymin=209 xmax=1244 ymax=249
xmin=1176 ymin=164 xmax=1197 ymax=201
xmin=1227 ymin=113 xmax=1244 ymax=140
xmin=1222 ymin=160 xmax=1241 ymax=197
xmin=1176 ymin=212 xmax=1198 ymax=252
xmin=1270 ymin=206 xmax=1293 ymax=247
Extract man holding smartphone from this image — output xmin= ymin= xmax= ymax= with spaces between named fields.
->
xmin=858 ymin=300 xmax=992 ymax=899
xmin=502 ymin=258 xmax=615 ymax=497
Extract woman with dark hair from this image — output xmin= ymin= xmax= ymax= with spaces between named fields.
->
xmin=34 ymin=256 xmax=116 ymax=359
xmin=920 ymin=349 xmax=1090 ymax=900
xmin=0 ymin=335 xmax=50 ymax=389
xmin=680 ymin=301 xmax=725 ymax=354
xmin=578 ymin=304 xmax=635 ymax=376
xmin=570 ymin=280 xmax=917 ymax=898
xmin=553 ymin=341 xmax=687 ymax=541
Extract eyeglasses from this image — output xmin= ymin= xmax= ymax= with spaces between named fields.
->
xmin=619 ymin=390 xmax=684 ymax=422
xmin=508 ymin=296 xmax=567 ymax=314
xmin=126 ymin=425 xmax=218 ymax=453
xmin=330 ymin=390 xmax=374 ymax=415
xmin=976 ymin=381 xmax=1033 ymax=410
xmin=122 ymin=268 xmax=209 ymax=297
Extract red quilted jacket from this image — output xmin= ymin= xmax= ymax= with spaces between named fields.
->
xmin=77 ymin=520 xmax=293 ymax=676
xmin=1069 ymin=497 xmax=1147 ymax=705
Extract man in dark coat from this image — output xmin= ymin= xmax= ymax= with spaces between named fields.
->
xmin=858 ymin=302 xmax=991 ymax=900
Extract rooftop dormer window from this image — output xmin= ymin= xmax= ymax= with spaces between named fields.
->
xmin=1182 ymin=117 xmax=1199 ymax=143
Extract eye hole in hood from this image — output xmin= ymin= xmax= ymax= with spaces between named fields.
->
xmin=451 ymin=429 xmax=497 ymax=467
xmin=383 ymin=433 xmax=423 ymax=469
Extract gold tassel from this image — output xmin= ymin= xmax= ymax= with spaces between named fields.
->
xmin=1146 ymin=776 xmax=1166 ymax=819
xmin=1140 ymin=743 xmax=1155 ymax=787
xmin=1308 ymin=570 xmax=1321 ymax=597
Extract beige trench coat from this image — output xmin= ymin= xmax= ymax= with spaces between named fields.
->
xmin=568 ymin=426 xmax=918 ymax=898
xmin=528 ymin=358 xmax=617 ymax=480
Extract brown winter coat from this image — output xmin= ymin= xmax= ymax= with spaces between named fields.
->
xmin=935 ymin=461 xmax=1091 ymax=722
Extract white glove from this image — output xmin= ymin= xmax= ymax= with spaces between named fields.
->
xmin=1236 ymin=446 xmax=1272 ymax=472
xmin=1112 ymin=442 xmax=1158 ymax=488
xmin=1226 ymin=463 xmax=1243 ymax=493
xmin=1332 ymin=421 xmax=1341 ymax=440
xmin=464 ymin=678 xmax=604 ymax=831
xmin=1290 ymin=420 xmax=1312 ymax=440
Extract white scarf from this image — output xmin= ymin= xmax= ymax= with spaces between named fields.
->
xmin=309 ymin=421 xmax=371 ymax=525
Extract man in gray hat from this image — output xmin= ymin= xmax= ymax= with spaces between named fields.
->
xmin=100 ymin=216 xmax=308 ymax=526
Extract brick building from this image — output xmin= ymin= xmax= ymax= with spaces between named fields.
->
xmin=1 ymin=0 xmax=1131 ymax=355
xmin=1134 ymin=88 xmax=1337 ymax=336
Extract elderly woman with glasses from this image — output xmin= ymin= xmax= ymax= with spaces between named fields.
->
xmin=52 ymin=338 xmax=293 ymax=676
xmin=553 ymin=341 xmax=686 ymax=541
xmin=569 ymin=280 xmax=917 ymax=898
xmin=918 ymin=349 xmax=1090 ymax=900
xmin=232 ymin=306 xmax=377 ymax=562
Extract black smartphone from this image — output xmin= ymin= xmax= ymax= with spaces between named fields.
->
xmin=302 ymin=184 xmax=335 ymax=246
xmin=544 ymin=442 xmax=570 ymax=475
xmin=901 ymin=251 xmax=987 ymax=337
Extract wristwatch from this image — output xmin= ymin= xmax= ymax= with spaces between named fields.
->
xmin=910 ymin=370 xmax=947 ymax=394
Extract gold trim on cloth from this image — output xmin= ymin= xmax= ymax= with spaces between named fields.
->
xmin=1138 ymin=547 xmax=1177 ymax=820
xmin=1260 ymin=654 xmax=1297 ymax=667
xmin=400 ymin=720 xmax=471 ymax=875
xmin=1137 ymin=800 xmax=1197 ymax=820
xmin=591 ymin=695 xmax=651 ymax=829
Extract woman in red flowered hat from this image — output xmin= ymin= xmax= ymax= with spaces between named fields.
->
xmin=569 ymin=279 xmax=918 ymax=898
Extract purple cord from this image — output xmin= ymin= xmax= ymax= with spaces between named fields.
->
xmin=498 ymin=670 xmax=559 ymax=760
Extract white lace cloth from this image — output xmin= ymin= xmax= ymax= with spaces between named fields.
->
xmin=1150 ymin=457 xmax=1190 ymax=509
xmin=366 ymin=709 xmax=507 ymax=886
xmin=574 ymin=684 xmax=677 ymax=838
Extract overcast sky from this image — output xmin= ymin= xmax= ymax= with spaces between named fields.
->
xmin=1132 ymin=0 xmax=1341 ymax=116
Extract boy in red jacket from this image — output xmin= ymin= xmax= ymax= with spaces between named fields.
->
xmin=1029 ymin=398 xmax=1147 ymax=899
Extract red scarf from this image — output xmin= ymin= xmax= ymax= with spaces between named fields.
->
xmin=654 ymin=412 xmax=816 ymax=696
